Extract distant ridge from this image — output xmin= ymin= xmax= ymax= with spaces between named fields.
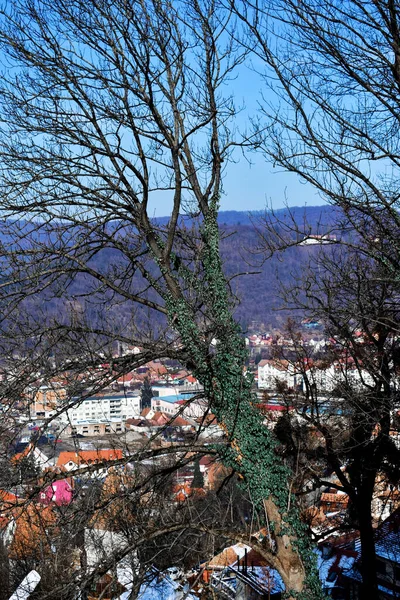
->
xmin=0 ymin=205 xmax=340 ymax=331
xmin=155 ymin=205 xmax=336 ymax=228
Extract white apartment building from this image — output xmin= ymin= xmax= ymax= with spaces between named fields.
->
xmin=258 ymin=359 xmax=377 ymax=393
xmin=257 ymin=360 xmax=300 ymax=390
xmin=59 ymin=392 xmax=141 ymax=432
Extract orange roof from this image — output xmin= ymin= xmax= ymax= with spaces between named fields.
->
xmin=57 ymin=449 xmax=123 ymax=468
xmin=150 ymin=412 xmax=170 ymax=425
xmin=8 ymin=503 xmax=57 ymax=561
xmin=117 ymin=372 xmax=135 ymax=383
xmin=0 ymin=490 xmax=18 ymax=503
xmin=146 ymin=361 xmax=168 ymax=375
xmin=171 ymin=416 xmax=191 ymax=427
xmin=321 ymin=492 xmax=348 ymax=505
xmin=12 ymin=445 xmax=33 ymax=463
xmin=205 ymin=544 xmax=249 ymax=569
xmin=0 ymin=489 xmax=19 ymax=513
xmin=12 ymin=443 xmax=42 ymax=464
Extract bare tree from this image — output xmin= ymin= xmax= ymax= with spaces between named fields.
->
xmin=229 ymin=1 xmax=400 ymax=596
xmin=268 ymin=240 xmax=400 ymax=597
xmin=0 ymin=1 xmax=324 ymax=598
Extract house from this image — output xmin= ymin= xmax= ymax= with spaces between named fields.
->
xmin=341 ymin=508 xmax=400 ymax=599
xmin=257 ymin=360 xmax=301 ymax=390
xmin=116 ymin=371 xmax=136 ymax=388
xmin=38 ymin=475 xmax=73 ymax=506
xmin=56 ymin=449 xmax=123 ymax=474
xmin=203 ymin=544 xmax=284 ymax=599
xmin=12 ymin=443 xmax=52 ymax=471
xmin=224 ymin=548 xmax=285 ymax=599
xmin=151 ymin=391 xmax=206 ymax=417
xmin=320 ymin=490 xmax=349 ymax=514
xmin=201 ymin=543 xmax=251 ymax=582
xmin=28 ymin=383 xmax=67 ymax=420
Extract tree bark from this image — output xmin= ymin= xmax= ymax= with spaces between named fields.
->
xmin=357 ymin=495 xmax=379 ymax=600
xmin=264 ymin=498 xmax=306 ymax=597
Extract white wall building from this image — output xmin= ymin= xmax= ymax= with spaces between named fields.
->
xmin=151 ymin=394 xmax=208 ymax=418
xmin=258 ymin=359 xmax=377 ymax=393
xmin=257 ymin=360 xmax=300 ymax=390
xmin=59 ymin=392 xmax=141 ymax=430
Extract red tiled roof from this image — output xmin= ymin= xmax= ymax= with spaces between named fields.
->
xmin=321 ymin=492 xmax=348 ymax=505
xmin=0 ymin=490 xmax=19 ymax=507
xmin=57 ymin=449 xmax=123 ymax=468
xmin=117 ymin=372 xmax=135 ymax=382
xmin=171 ymin=416 xmax=191 ymax=427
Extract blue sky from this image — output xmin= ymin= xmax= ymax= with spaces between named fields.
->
xmin=219 ymin=61 xmax=324 ymax=212
xmin=221 ymin=153 xmax=322 ymax=212
xmin=149 ymin=60 xmax=324 ymax=218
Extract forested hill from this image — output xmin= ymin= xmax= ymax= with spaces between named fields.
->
xmin=4 ymin=205 xmax=338 ymax=333
xmin=218 ymin=205 xmax=338 ymax=228
xmin=155 ymin=204 xmax=338 ymax=229
xmin=155 ymin=204 xmax=339 ymax=330
xmin=215 ymin=205 xmax=338 ymax=330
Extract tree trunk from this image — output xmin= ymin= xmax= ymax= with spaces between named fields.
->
xmin=356 ymin=494 xmax=378 ymax=600
xmin=264 ymin=498 xmax=306 ymax=598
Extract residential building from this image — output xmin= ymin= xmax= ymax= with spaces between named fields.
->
xmin=59 ymin=391 xmax=140 ymax=436
xmin=257 ymin=360 xmax=300 ymax=390
xmin=342 ymin=509 xmax=400 ymax=598
xmin=56 ymin=450 xmax=123 ymax=475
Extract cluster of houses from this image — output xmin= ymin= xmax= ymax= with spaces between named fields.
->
xmin=0 ymin=418 xmax=400 ymax=597
xmin=18 ymin=361 xmax=206 ymax=440
xmin=2 ymin=348 xmax=400 ymax=598
xmin=257 ymin=358 xmax=377 ymax=393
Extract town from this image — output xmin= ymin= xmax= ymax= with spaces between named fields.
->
xmin=0 ymin=320 xmax=398 ymax=599
xmin=0 ymin=0 xmax=397 ymax=599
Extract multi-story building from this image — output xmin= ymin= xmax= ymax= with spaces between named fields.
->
xmin=258 ymin=359 xmax=377 ymax=393
xmin=59 ymin=391 xmax=141 ymax=436
xmin=257 ymin=360 xmax=301 ymax=390
xmin=151 ymin=393 xmax=207 ymax=418
xmin=28 ymin=384 xmax=67 ymax=420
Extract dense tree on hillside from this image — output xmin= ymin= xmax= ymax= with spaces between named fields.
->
xmin=0 ymin=1 xmax=323 ymax=598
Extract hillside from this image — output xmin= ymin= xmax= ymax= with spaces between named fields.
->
xmin=2 ymin=205 xmax=338 ymax=334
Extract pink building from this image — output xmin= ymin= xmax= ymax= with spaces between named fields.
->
xmin=39 ymin=478 xmax=73 ymax=506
